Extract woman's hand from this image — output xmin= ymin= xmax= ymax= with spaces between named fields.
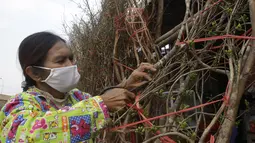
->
xmin=123 ymin=63 xmax=157 ymax=91
xmin=100 ymin=88 xmax=135 ymax=112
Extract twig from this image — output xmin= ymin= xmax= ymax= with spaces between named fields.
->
xmin=142 ymin=132 xmax=194 ymax=143
xmin=199 ymin=103 xmax=226 ymax=143
xmin=155 ymin=0 xmax=164 ymax=38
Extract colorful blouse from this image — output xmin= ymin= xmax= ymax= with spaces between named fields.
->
xmin=0 ymin=87 xmax=110 ymax=143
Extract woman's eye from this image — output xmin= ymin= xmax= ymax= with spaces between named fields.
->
xmin=69 ymin=55 xmax=74 ymax=61
xmin=57 ymin=60 xmax=65 ymax=64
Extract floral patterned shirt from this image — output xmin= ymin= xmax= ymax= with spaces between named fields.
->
xmin=0 ymin=87 xmax=110 ymax=143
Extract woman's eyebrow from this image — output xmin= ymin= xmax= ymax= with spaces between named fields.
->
xmin=53 ymin=54 xmax=67 ymax=61
xmin=69 ymin=52 xmax=74 ymax=59
xmin=69 ymin=52 xmax=74 ymax=57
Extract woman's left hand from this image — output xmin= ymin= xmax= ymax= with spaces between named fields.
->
xmin=122 ymin=63 xmax=157 ymax=91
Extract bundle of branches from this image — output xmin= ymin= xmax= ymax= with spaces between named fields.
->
xmin=67 ymin=0 xmax=129 ymax=95
xmin=68 ymin=0 xmax=255 ymax=142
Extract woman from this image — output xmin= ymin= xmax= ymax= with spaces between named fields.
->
xmin=0 ymin=32 xmax=156 ymax=143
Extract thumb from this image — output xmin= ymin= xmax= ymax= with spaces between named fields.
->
xmin=129 ymin=81 xmax=149 ymax=90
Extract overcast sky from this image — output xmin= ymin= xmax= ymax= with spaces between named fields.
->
xmin=0 ymin=0 xmax=99 ymax=95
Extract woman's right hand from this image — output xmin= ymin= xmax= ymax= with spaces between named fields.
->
xmin=100 ymin=88 xmax=135 ymax=112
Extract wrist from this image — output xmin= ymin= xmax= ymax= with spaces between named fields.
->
xmin=117 ymin=77 xmax=127 ymax=88
xmin=93 ymin=96 xmax=110 ymax=119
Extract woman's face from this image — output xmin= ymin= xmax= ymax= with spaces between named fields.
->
xmin=43 ymin=40 xmax=74 ymax=68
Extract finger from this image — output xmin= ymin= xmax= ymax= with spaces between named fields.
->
xmin=115 ymin=100 xmax=126 ymax=106
xmin=111 ymin=89 xmax=133 ymax=103
xmin=130 ymin=81 xmax=149 ymax=93
xmin=115 ymin=106 xmax=126 ymax=112
xmin=137 ymin=63 xmax=157 ymax=72
xmin=135 ymin=71 xmax=152 ymax=81
xmin=124 ymin=90 xmax=136 ymax=100
xmin=130 ymin=81 xmax=149 ymax=88
xmin=116 ymin=101 xmax=128 ymax=111
xmin=139 ymin=62 xmax=153 ymax=67
xmin=123 ymin=95 xmax=132 ymax=103
xmin=125 ymin=81 xmax=149 ymax=92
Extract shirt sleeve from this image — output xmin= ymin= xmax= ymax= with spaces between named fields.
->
xmin=0 ymin=93 xmax=110 ymax=143
xmin=68 ymin=88 xmax=93 ymax=104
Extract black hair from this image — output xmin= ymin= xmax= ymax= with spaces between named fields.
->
xmin=18 ymin=32 xmax=65 ymax=91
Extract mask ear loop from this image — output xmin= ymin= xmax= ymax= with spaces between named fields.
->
xmin=32 ymin=66 xmax=53 ymax=82
xmin=33 ymin=66 xmax=51 ymax=70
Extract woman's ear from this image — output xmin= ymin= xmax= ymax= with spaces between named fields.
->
xmin=25 ymin=66 xmax=42 ymax=82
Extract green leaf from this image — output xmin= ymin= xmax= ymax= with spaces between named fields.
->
xmin=226 ymin=8 xmax=233 ymax=14
xmin=241 ymin=14 xmax=249 ymax=22
xmin=189 ymin=40 xmax=195 ymax=47
xmin=159 ymin=89 xmax=164 ymax=94
xmin=235 ymin=23 xmax=242 ymax=30
xmin=235 ymin=119 xmax=241 ymax=126
xmin=212 ymin=21 xmax=217 ymax=27
xmin=180 ymin=122 xmax=188 ymax=129
xmin=191 ymin=132 xmax=197 ymax=140
xmin=225 ymin=49 xmax=232 ymax=56
xmin=245 ymin=99 xmax=249 ymax=109
xmin=189 ymin=73 xmax=198 ymax=81
xmin=180 ymin=104 xmax=190 ymax=111
xmin=150 ymin=125 xmax=159 ymax=132
xmin=208 ymin=30 xmax=217 ymax=36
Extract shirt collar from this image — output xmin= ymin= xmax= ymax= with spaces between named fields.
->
xmin=27 ymin=86 xmax=70 ymax=103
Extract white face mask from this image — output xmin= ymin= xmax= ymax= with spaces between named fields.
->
xmin=34 ymin=65 xmax=80 ymax=93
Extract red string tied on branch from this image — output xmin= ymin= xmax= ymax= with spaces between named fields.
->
xmin=127 ymin=93 xmax=176 ymax=143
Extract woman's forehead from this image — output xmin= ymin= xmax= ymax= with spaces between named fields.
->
xmin=46 ymin=41 xmax=71 ymax=59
